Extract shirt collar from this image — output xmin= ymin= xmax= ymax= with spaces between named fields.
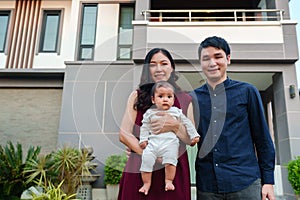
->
xmin=206 ymin=77 xmax=231 ymax=91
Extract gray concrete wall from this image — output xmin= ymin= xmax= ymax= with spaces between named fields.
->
xmin=58 ymin=62 xmax=139 ymax=187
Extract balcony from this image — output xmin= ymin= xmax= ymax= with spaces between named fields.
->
xmin=141 ymin=9 xmax=284 ymax=22
xmin=132 ymin=9 xmax=297 ymax=62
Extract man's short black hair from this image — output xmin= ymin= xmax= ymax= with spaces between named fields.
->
xmin=198 ymin=36 xmax=231 ymax=59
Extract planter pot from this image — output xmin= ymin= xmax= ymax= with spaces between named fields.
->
xmin=106 ymin=184 xmax=119 ymax=200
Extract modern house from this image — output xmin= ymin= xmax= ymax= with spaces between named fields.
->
xmin=0 ymin=0 xmax=299 ymax=199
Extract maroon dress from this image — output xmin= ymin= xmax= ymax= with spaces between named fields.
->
xmin=118 ymin=91 xmax=192 ymax=200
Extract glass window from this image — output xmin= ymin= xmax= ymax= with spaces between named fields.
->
xmin=78 ymin=4 xmax=98 ymax=60
xmin=39 ymin=10 xmax=61 ymax=52
xmin=0 ymin=11 xmax=10 ymax=52
xmin=117 ymin=4 xmax=134 ymax=60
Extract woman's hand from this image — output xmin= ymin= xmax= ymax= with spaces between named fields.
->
xmin=150 ymin=112 xmax=180 ymax=134
xmin=150 ymin=102 xmax=196 ymax=145
xmin=139 ymin=141 xmax=148 ymax=149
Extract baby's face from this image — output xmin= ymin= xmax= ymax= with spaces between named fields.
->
xmin=152 ymin=87 xmax=175 ymax=110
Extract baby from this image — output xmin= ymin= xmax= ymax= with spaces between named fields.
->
xmin=139 ymin=81 xmax=199 ymax=195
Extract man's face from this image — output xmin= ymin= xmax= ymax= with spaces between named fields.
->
xmin=200 ymin=46 xmax=230 ymax=86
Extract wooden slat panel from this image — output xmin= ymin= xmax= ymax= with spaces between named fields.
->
xmin=5 ymin=0 xmax=41 ymax=69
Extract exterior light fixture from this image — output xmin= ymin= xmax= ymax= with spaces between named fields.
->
xmin=289 ymin=84 xmax=296 ymax=99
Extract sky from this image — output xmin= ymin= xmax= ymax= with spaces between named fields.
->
xmin=289 ymin=0 xmax=300 ymax=88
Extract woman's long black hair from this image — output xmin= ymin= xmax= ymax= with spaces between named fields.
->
xmin=134 ymin=48 xmax=181 ymax=111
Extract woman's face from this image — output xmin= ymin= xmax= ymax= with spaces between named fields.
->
xmin=149 ymin=52 xmax=174 ymax=83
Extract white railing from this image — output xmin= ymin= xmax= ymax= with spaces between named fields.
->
xmin=141 ymin=9 xmax=284 ymax=22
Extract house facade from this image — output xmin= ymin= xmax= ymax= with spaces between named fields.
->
xmin=0 ymin=0 xmax=299 ymax=199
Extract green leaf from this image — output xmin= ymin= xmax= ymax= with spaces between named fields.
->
xmin=287 ymin=156 xmax=300 ymax=195
xmin=104 ymin=154 xmax=127 ymax=185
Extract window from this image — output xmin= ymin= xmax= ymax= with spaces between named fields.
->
xmin=39 ymin=10 xmax=61 ymax=52
xmin=0 ymin=11 xmax=10 ymax=52
xmin=78 ymin=4 xmax=98 ymax=60
xmin=117 ymin=4 xmax=134 ymax=60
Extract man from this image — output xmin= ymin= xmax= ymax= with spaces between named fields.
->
xmin=191 ymin=36 xmax=276 ymax=200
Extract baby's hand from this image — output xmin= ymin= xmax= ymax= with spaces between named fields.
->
xmin=190 ymin=136 xmax=200 ymax=146
xmin=139 ymin=141 xmax=148 ymax=149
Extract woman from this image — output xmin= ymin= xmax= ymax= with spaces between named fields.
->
xmin=118 ymin=48 xmax=195 ymax=200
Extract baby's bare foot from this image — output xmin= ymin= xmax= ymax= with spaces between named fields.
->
xmin=165 ymin=181 xmax=175 ymax=191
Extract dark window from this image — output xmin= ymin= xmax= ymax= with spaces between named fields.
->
xmin=0 ymin=11 xmax=10 ymax=52
xmin=117 ymin=4 xmax=134 ymax=60
xmin=39 ymin=10 xmax=61 ymax=52
xmin=78 ymin=4 xmax=98 ymax=60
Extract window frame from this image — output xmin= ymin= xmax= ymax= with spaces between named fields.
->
xmin=77 ymin=4 xmax=98 ymax=61
xmin=39 ymin=9 xmax=63 ymax=53
xmin=0 ymin=10 xmax=11 ymax=53
xmin=117 ymin=4 xmax=135 ymax=60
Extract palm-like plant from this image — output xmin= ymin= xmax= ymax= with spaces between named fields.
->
xmin=52 ymin=146 xmax=82 ymax=195
xmin=52 ymin=146 xmax=98 ymax=195
xmin=31 ymin=180 xmax=78 ymax=200
xmin=24 ymin=154 xmax=57 ymax=188
xmin=0 ymin=141 xmax=40 ymax=199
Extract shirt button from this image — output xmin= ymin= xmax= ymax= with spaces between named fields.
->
xmin=214 ymin=149 xmax=217 ymax=152
xmin=214 ymin=120 xmax=217 ymax=123
xmin=214 ymin=94 xmax=217 ymax=97
xmin=213 ymin=106 xmax=216 ymax=109
xmin=215 ymin=164 xmax=218 ymax=167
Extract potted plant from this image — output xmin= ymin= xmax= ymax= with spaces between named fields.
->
xmin=104 ymin=154 xmax=127 ymax=200
xmin=287 ymin=156 xmax=300 ymax=199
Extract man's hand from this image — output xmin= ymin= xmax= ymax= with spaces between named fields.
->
xmin=150 ymin=112 xmax=179 ymax=134
xmin=262 ymin=184 xmax=276 ymax=200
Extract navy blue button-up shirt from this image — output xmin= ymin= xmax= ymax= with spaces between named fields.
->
xmin=191 ymin=78 xmax=275 ymax=193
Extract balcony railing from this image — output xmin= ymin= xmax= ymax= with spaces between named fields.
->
xmin=141 ymin=9 xmax=284 ymax=22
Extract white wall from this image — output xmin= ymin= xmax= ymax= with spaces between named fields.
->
xmin=33 ymin=0 xmax=73 ymax=69
xmin=147 ymin=22 xmax=284 ymax=44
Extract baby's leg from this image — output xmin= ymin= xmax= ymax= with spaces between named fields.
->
xmin=139 ymin=172 xmax=152 ymax=195
xmin=165 ymin=164 xmax=176 ymax=191
xmin=139 ymin=145 xmax=156 ymax=195
xmin=160 ymin=138 xmax=178 ymax=191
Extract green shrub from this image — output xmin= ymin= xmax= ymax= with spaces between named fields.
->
xmin=104 ymin=154 xmax=127 ymax=185
xmin=1 ymin=142 xmax=98 ymax=199
xmin=287 ymin=156 xmax=300 ymax=195
xmin=0 ymin=141 xmax=40 ymax=199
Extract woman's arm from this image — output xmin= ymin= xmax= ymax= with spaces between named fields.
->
xmin=119 ymin=91 xmax=143 ymax=155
